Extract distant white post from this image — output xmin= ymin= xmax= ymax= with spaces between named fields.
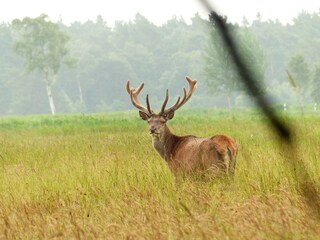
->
xmin=314 ymin=103 xmax=317 ymax=112
xmin=283 ymin=103 xmax=287 ymax=112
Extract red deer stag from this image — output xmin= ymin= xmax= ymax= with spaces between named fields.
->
xmin=126 ymin=76 xmax=237 ymax=176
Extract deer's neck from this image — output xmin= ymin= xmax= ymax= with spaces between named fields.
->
xmin=152 ymin=125 xmax=179 ymax=162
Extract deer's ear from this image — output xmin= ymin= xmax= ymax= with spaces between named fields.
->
xmin=164 ymin=111 xmax=175 ymax=120
xmin=139 ymin=111 xmax=150 ymax=121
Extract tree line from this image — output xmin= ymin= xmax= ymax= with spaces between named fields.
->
xmin=0 ymin=11 xmax=320 ymax=115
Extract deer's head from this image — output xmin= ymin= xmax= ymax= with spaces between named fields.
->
xmin=126 ymin=76 xmax=197 ymax=139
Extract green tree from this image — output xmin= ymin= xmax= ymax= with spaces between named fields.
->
xmin=204 ymin=19 xmax=239 ymax=110
xmin=122 ymin=42 xmax=155 ymax=83
xmin=57 ymin=16 xmax=114 ymax=113
xmin=129 ymin=13 xmax=161 ymax=50
xmin=291 ymin=11 xmax=320 ymax=63
xmin=311 ymin=63 xmax=320 ymax=103
xmin=250 ymin=16 xmax=295 ymax=83
xmin=204 ymin=18 xmax=266 ymax=109
xmin=287 ymin=54 xmax=311 ymax=103
xmin=12 ymin=14 xmax=73 ymax=114
xmin=238 ymin=26 xmax=266 ymax=90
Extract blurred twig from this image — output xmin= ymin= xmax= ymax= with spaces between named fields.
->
xmin=198 ymin=0 xmax=320 ymax=219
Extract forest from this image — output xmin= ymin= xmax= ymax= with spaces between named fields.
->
xmin=0 ymin=11 xmax=320 ymax=115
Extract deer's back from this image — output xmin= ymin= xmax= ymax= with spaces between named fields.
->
xmin=169 ymin=134 xmax=237 ymax=172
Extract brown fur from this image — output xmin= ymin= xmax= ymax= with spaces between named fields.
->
xmin=151 ymin=124 xmax=238 ymax=175
xmin=126 ymin=76 xmax=238 ymax=176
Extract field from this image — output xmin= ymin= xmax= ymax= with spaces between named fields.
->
xmin=0 ymin=109 xmax=319 ymax=239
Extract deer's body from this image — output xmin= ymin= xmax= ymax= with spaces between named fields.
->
xmin=126 ymin=76 xmax=238 ymax=176
xmin=151 ymin=125 xmax=237 ymax=173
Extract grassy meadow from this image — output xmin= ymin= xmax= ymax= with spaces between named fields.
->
xmin=0 ymin=109 xmax=319 ymax=239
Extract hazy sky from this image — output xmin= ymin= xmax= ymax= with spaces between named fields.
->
xmin=1 ymin=0 xmax=320 ymax=26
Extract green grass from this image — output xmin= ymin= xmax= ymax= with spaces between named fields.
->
xmin=0 ymin=109 xmax=319 ymax=239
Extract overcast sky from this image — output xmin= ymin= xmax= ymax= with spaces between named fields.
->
xmin=1 ymin=0 xmax=320 ymax=26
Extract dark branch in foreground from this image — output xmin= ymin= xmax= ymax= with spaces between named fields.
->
xmin=198 ymin=0 xmax=320 ymax=219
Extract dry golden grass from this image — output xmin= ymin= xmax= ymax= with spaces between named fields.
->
xmin=0 ymin=110 xmax=319 ymax=239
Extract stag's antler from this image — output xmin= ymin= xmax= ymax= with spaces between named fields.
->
xmin=126 ymin=80 xmax=152 ymax=115
xmin=160 ymin=76 xmax=197 ymax=116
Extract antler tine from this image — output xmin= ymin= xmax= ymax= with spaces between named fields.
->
xmin=185 ymin=76 xmax=197 ymax=101
xmin=126 ymin=80 xmax=145 ymax=95
xmin=126 ymin=80 xmax=131 ymax=94
xmin=126 ymin=80 xmax=152 ymax=115
xmin=162 ymin=76 xmax=197 ymax=115
xmin=160 ymin=89 xmax=169 ymax=115
xmin=129 ymin=90 xmax=146 ymax=112
xmin=162 ymin=88 xmax=185 ymax=115
xmin=181 ymin=87 xmax=187 ymax=103
xmin=146 ymin=94 xmax=152 ymax=114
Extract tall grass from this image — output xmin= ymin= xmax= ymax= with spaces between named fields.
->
xmin=0 ymin=109 xmax=319 ymax=239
